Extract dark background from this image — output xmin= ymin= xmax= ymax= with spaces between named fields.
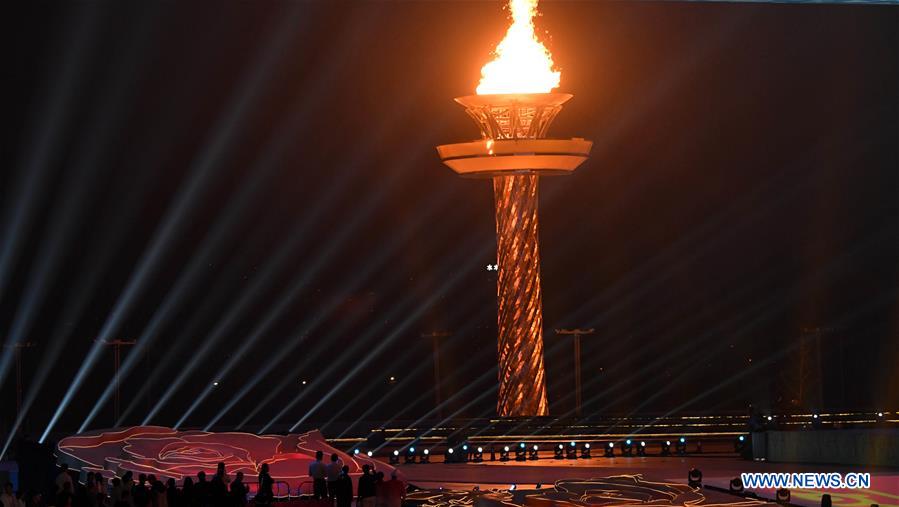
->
xmin=2 ymin=0 xmax=897 ymax=438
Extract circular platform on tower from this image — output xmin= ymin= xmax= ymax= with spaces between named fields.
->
xmin=436 ymin=138 xmax=592 ymax=177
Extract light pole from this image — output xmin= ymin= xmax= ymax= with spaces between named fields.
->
xmin=555 ymin=328 xmax=594 ymax=418
xmin=96 ymin=339 xmax=136 ymax=425
xmin=422 ymin=331 xmax=451 ymax=418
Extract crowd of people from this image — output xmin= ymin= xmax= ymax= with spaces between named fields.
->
xmin=2 ymin=455 xmax=404 ymax=507
xmin=302 ymin=452 xmax=404 ymax=507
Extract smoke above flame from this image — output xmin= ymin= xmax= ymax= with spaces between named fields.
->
xmin=476 ymin=0 xmax=561 ymax=95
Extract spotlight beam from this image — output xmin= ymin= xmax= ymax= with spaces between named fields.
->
xmin=272 ymin=202 xmax=502 ymax=433
xmin=146 ymin=138 xmax=404 ymax=425
xmin=0 ymin=169 xmax=158 ymax=458
xmin=0 ymin=7 xmax=101 ymax=303
xmin=202 ymin=328 xmax=309 ymax=431
xmin=117 ymin=11 xmax=386 ymax=429
xmin=40 ymin=5 xmax=307 ymax=443
xmin=333 ymin=324 xmax=494 ymax=439
xmin=287 ymin=235 xmax=488 ymax=432
xmin=254 ymin=209 xmax=481 ymax=434
xmin=258 ymin=230 xmax=484 ymax=434
xmin=632 ymin=290 xmax=894 ymax=438
xmin=4 ymin=22 xmax=225 ymax=447
xmin=543 ymin=138 xmax=882 ymax=424
xmin=604 ymin=229 xmax=895 ymax=425
xmin=0 ymin=8 xmax=101 ymax=392
xmin=217 ymin=186 xmax=460 ymax=432
xmin=116 ymin=221 xmax=278 ymax=426
xmin=146 ymin=68 xmax=438 ymax=428
xmin=78 ymin=46 xmax=322 ymax=433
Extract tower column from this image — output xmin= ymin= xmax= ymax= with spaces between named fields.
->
xmin=437 ymin=92 xmax=591 ymax=419
xmin=493 ymin=174 xmax=548 ymax=417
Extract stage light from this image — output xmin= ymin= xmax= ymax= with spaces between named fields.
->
xmin=622 ymin=439 xmax=633 ymax=456
xmin=688 ymin=468 xmax=702 ymax=488
xmin=676 ymin=437 xmax=687 ymax=455
xmin=767 ymin=415 xmax=773 ymax=421
xmin=729 ymin=477 xmax=744 ymax=494
xmin=474 ymin=446 xmax=484 ymax=462
xmin=566 ymin=441 xmax=578 ymax=459
xmin=213 ymin=381 xmax=219 ymax=386
xmin=637 ymin=441 xmax=646 ymax=456
xmin=554 ymin=443 xmax=564 ymax=459
xmin=421 ymin=449 xmax=430 ymax=463
xmin=366 ymin=451 xmax=373 ymax=457
xmin=353 ymin=449 xmax=360 ymax=455
xmin=405 ymin=447 xmax=416 ymax=464
xmin=775 ymin=488 xmax=790 ymax=504
xmin=604 ymin=442 xmax=614 ymax=458
xmin=661 ymin=440 xmax=671 ymax=456
xmin=877 ymin=411 xmax=884 ymax=418
xmin=301 ymin=380 xmax=307 ymax=385
xmin=500 ymin=445 xmax=510 ymax=461
xmin=528 ymin=444 xmax=539 ymax=460
xmin=388 ymin=376 xmax=397 ymax=384
xmin=509 ymin=484 xmax=516 ymax=491
xmin=515 ymin=443 xmax=526 ymax=461
xmin=389 ymin=450 xmax=400 ymax=465
xmin=581 ymin=442 xmax=591 ymax=459
xmin=735 ymin=435 xmax=746 ymax=452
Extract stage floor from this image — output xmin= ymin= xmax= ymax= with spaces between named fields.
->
xmin=392 ymin=455 xmax=899 ymax=507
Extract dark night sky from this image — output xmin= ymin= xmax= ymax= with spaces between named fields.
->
xmin=2 ymin=1 xmax=897 ymax=439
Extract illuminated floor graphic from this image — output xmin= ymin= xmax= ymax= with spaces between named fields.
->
xmin=407 ymin=475 xmax=767 ymax=506
xmin=57 ymin=426 xmax=391 ymax=493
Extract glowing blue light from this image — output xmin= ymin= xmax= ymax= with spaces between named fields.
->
xmin=570 ymin=441 xmax=576 ymax=447
xmin=409 ymin=447 xmax=415 ymax=453
xmin=520 ymin=442 xmax=525 ymax=448
xmin=353 ymin=449 xmax=359 ymax=455
xmin=680 ymin=437 xmax=686 ymax=443
xmin=626 ymin=439 xmax=631 ymax=445
xmin=738 ymin=435 xmax=745 ymax=442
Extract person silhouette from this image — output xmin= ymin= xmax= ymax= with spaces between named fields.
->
xmin=256 ymin=463 xmax=274 ymax=506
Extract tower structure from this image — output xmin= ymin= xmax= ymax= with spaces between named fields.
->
xmin=437 ymin=94 xmax=591 ymax=416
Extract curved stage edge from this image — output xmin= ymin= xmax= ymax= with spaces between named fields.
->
xmin=56 ymin=426 xmax=392 ymax=493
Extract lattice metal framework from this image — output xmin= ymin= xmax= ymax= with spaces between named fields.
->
xmin=493 ymin=174 xmax=548 ymax=416
xmin=457 ymin=93 xmax=574 ymax=417
xmin=439 ymin=93 xmax=588 ymax=417
xmin=456 ymin=93 xmax=570 ymax=141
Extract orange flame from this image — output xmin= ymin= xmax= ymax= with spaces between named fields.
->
xmin=476 ymin=0 xmax=560 ymax=95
